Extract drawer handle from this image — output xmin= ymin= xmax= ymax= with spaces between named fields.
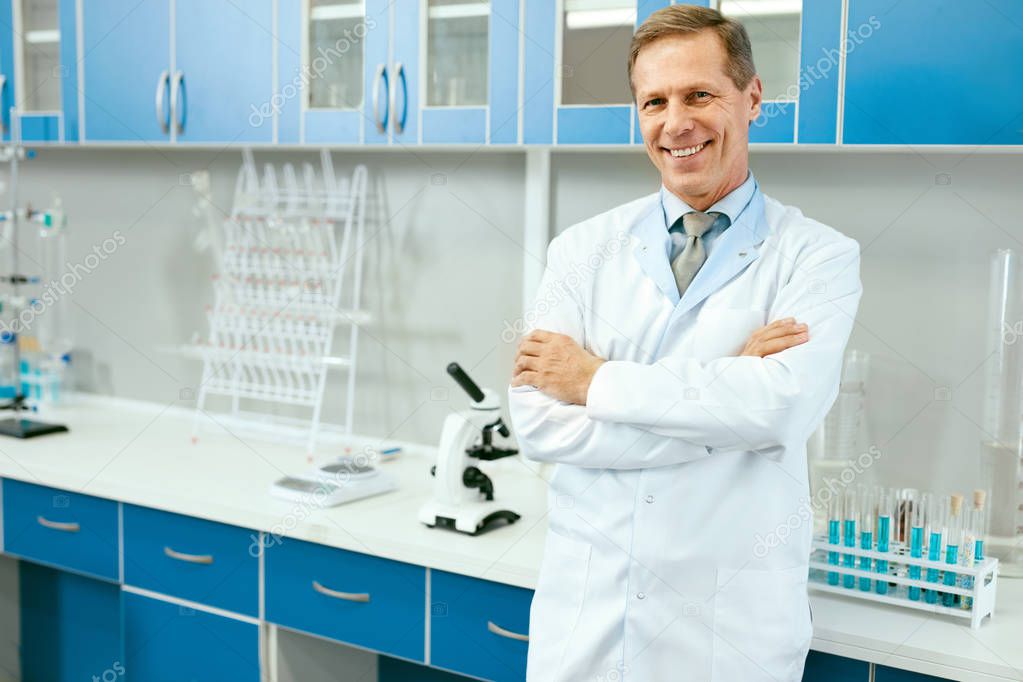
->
xmin=37 ymin=516 xmax=80 ymax=533
xmin=487 ymin=620 xmax=529 ymax=642
xmin=164 ymin=546 xmax=214 ymax=565
xmin=312 ymin=580 xmax=370 ymax=603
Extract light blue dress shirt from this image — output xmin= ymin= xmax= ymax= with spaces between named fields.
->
xmin=660 ymin=171 xmax=757 ymax=263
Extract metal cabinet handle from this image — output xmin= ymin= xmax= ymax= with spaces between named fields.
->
xmin=487 ymin=620 xmax=529 ymax=642
xmin=37 ymin=516 xmax=80 ymax=533
xmin=391 ymin=61 xmax=408 ymax=135
xmin=312 ymin=580 xmax=370 ymax=603
xmin=163 ymin=546 xmax=214 ymax=565
xmin=372 ymin=63 xmax=389 ymax=134
xmin=170 ymin=70 xmax=185 ymax=134
xmin=155 ymin=69 xmax=170 ymax=134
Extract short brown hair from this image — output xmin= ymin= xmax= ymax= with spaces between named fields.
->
xmin=628 ymin=5 xmax=756 ymax=96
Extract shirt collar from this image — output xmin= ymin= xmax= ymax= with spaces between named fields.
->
xmin=660 ymin=171 xmax=757 ymax=231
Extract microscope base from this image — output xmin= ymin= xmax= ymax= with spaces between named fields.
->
xmin=419 ymin=500 xmax=520 ymax=536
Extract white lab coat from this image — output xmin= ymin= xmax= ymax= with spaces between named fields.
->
xmin=508 ymin=185 xmax=862 ymax=682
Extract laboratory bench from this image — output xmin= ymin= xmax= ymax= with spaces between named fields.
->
xmin=0 ymin=395 xmax=1020 ymax=681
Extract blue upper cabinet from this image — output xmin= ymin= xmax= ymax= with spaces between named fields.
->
xmin=0 ymin=0 xmax=13 ymax=141
xmin=82 ymin=0 xmax=171 ymax=142
xmin=844 ymin=0 xmax=1023 ymax=145
xmin=174 ymin=0 xmax=274 ymax=143
xmin=284 ymin=0 xmax=518 ymax=145
xmin=83 ymin=0 xmax=273 ymax=144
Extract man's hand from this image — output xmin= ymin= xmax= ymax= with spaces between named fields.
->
xmin=740 ymin=317 xmax=809 ymax=357
xmin=511 ymin=330 xmax=606 ymax=405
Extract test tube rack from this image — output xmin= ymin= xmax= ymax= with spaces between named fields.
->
xmin=808 ymin=538 xmax=999 ymax=629
xmin=184 ymin=150 xmax=369 ymax=454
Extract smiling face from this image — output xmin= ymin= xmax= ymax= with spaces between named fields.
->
xmin=632 ymin=30 xmax=762 ymax=210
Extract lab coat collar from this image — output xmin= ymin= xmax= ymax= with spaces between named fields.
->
xmin=628 ymin=178 xmax=770 ymax=315
xmin=659 ymin=171 xmax=757 ymax=229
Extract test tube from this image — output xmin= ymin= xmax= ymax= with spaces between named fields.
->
xmin=908 ymin=492 xmax=926 ymax=601
xmin=827 ymin=492 xmax=842 ymax=586
xmin=925 ymin=497 xmax=946 ymax=604
xmin=959 ymin=508 xmax=979 ymax=610
xmin=943 ymin=510 xmax=963 ymax=608
xmin=843 ymin=492 xmax=858 ymax=589
xmin=876 ymin=488 xmax=892 ymax=595
xmin=973 ymin=489 xmax=987 ymax=565
xmin=859 ymin=490 xmax=875 ymax=591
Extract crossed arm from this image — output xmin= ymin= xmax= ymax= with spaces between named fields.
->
xmin=506 ymin=232 xmax=862 ymax=470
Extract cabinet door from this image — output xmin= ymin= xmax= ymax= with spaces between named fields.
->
xmin=0 ymin=0 xmax=14 ymax=143
xmin=123 ymin=591 xmax=260 ymax=682
xmin=20 ymin=562 xmax=123 ymax=682
xmin=174 ymin=0 xmax=274 ymax=143
xmin=389 ymin=0 xmax=419 ymax=143
xmin=82 ymin=0 xmax=170 ymax=142
xmin=844 ymin=0 xmax=1023 ymax=145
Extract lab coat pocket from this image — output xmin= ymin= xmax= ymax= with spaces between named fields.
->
xmin=711 ymin=565 xmax=811 ymax=682
xmin=526 ymin=529 xmax=592 ymax=681
xmin=693 ymin=307 xmax=767 ymax=361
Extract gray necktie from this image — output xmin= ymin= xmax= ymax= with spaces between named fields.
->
xmin=670 ymin=211 xmax=721 ymax=297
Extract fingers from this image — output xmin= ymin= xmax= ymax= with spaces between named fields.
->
xmin=514 ymin=355 xmax=537 ymax=375
xmin=756 ymin=318 xmax=806 ymax=341
xmin=756 ymin=333 xmax=809 ymax=357
xmin=517 ymin=340 xmax=544 ymax=357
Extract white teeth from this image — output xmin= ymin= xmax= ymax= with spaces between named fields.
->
xmin=669 ymin=143 xmax=706 ymax=158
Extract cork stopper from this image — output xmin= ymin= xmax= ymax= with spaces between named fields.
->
xmin=950 ymin=493 xmax=964 ymax=516
xmin=973 ymin=489 xmax=987 ymax=510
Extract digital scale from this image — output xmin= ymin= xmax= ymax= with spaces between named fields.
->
xmin=270 ymin=457 xmax=397 ymax=507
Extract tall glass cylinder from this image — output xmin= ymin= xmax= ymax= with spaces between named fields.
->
xmin=981 ymin=249 xmax=1023 ymax=574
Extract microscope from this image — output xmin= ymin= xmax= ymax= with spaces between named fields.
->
xmin=418 ymin=363 xmax=520 ymax=535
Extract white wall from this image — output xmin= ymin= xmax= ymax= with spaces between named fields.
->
xmin=8 ymin=147 xmax=1021 ymax=496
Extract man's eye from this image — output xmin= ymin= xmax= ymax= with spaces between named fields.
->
xmin=693 ymin=91 xmax=711 ymax=100
xmin=645 ymin=97 xmax=665 ymax=108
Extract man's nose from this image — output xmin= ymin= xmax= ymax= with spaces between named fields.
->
xmin=664 ymin=101 xmax=695 ymax=138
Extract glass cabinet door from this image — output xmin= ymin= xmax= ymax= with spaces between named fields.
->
xmin=11 ymin=0 xmax=71 ymax=141
xmin=308 ymin=0 xmax=364 ymax=110
xmin=422 ymin=0 xmax=490 ymax=143
xmin=717 ymin=0 xmax=802 ymax=143
xmin=426 ymin=0 xmax=489 ymax=108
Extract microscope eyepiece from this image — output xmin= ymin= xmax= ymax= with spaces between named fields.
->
xmin=446 ymin=362 xmax=486 ymax=403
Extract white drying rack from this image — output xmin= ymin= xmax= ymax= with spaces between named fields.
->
xmin=808 ymin=538 xmax=998 ymax=629
xmin=187 ymin=149 xmax=369 ymax=454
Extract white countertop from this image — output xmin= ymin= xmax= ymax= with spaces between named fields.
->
xmin=0 ymin=395 xmax=1021 ymax=680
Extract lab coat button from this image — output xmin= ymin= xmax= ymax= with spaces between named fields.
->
xmin=637 ymin=592 xmax=646 ymax=600
xmin=644 ymin=494 xmax=654 ymax=503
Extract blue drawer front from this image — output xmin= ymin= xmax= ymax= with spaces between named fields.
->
xmin=2 ymin=478 xmax=119 ymax=580
xmin=431 ymin=570 xmax=532 ymax=682
xmin=123 ymin=591 xmax=259 ymax=682
xmin=875 ymin=665 xmax=947 ymax=682
xmin=20 ymin=562 xmax=123 ymax=682
xmin=266 ymin=537 xmax=426 ymax=661
xmin=802 ymin=650 xmax=869 ymax=680
xmin=123 ymin=504 xmax=258 ymax=617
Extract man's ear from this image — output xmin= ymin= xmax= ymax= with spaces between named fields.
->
xmin=747 ymin=75 xmax=763 ymax=123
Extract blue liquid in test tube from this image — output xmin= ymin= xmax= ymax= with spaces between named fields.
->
xmin=876 ymin=514 xmax=891 ymax=595
xmin=925 ymin=529 xmax=943 ymax=604
xmin=843 ymin=494 xmax=857 ymax=589
xmin=859 ymin=491 xmax=875 ymax=592
xmin=943 ymin=536 xmax=960 ymax=608
xmin=908 ymin=526 xmax=924 ymax=601
xmin=827 ymin=518 xmax=841 ymax=586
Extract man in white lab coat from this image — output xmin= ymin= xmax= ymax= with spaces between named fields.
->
xmin=508 ymin=5 xmax=862 ymax=681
